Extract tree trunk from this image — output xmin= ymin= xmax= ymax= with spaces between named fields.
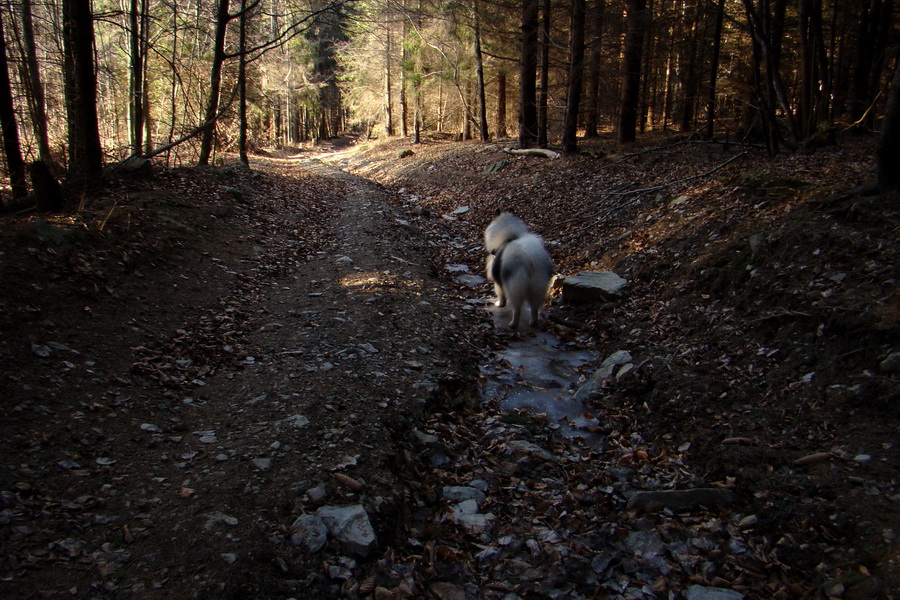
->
xmin=384 ymin=28 xmax=394 ymax=136
xmin=851 ymin=0 xmax=890 ymax=129
xmin=562 ymin=0 xmax=586 ymax=154
xmin=678 ymin=0 xmax=702 ymax=132
xmin=618 ymin=0 xmax=647 ymax=144
xmin=400 ymin=25 xmax=409 ymax=138
xmin=166 ymin=0 xmax=180 ymax=166
xmin=877 ymin=56 xmax=900 ymax=190
xmin=140 ymin=2 xmax=152 ymax=155
xmin=238 ymin=0 xmax=249 ymax=165
xmin=583 ymin=0 xmax=605 ymax=138
xmin=62 ymin=0 xmax=103 ymax=182
xmin=537 ymin=0 xmax=550 ymax=147
xmin=704 ymin=0 xmax=725 ymax=139
xmin=473 ymin=0 xmax=489 ymax=141
xmin=519 ymin=0 xmax=539 ymax=148
xmin=742 ymin=0 xmax=797 ymax=149
xmin=497 ymin=71 xmax=508 ymax=138
xmin=129 ymin=0 xmax=144 ymax=155
xmin=18 ymin=0 xmax=52 ymax=163
xmin=0 ymin=9 xmax=27 ymax=203
xmin=197 ymin=0 xmax=231 ymax=165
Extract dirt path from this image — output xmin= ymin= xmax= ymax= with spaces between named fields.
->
xmin=0 ymin=155 xmax=482 ymax=598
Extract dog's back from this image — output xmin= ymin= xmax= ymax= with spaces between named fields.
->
xmin=484 ymin=212 xmax=529 ymax=255
xmin=492 ymin=233 xmax=553 ymax=328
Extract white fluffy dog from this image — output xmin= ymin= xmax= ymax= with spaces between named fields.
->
xmin=484 ymin=211 xmax=553 ymax=329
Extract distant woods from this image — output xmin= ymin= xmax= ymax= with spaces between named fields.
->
xmin=0 ymin=0 xmax=898 ymax=207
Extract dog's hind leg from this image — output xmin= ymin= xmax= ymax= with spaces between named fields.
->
xmin=494 ymin=282 xmax=507 ymax=307
xmin=508 ymin=299 xmax=523 ymax=329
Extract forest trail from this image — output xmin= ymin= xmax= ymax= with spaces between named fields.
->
xmin=2 ymin=137 xmax=899 ymax=599
xmin=0 ymin=153 xmax=483 ymax=598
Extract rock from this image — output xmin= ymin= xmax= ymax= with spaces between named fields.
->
xmin=306 ymin=483 xmax=328 ymax=503
xmin=283 ymin=414 xmax=310 ymax=428
xmin=506 ymin=440 xmax=558 ymax=463
xmin=204 ymin=511 xmax=238 ymax=530
xmin=560 ymin=271 xmax=628 ymax=303
xmin=316 ymin=505 xmax=376 ymax=556
xmin=397 ymin=149 xmax=414 ymax=158
xmin=572 ymin=350 xmax=633 ymax=402
xmin=626 ymin=488 xmax=736 ymax=512
xmin=625 ymin=530 xmax=666 ymax=557
xmin=449 ymin=499 xmax=495 ymax=534
xmin=290 ymin=514 xmax=328 ymax=552
xmin=112 ymin=156 xmax=153 ymax=180
xmin=685 ymin=585 xmax=744 ymax=600
xmin=451 ymin=206 xmax=470 ymax=215
xmin=412 ymin=428 xmax=439 ymax=445
xmin=880 ymin=352 xmax=900 ymax=374
xmin=443 ymin=486 xmax=486 ymax=504
xmin=251 ymin=458 xmax=272 ymax=471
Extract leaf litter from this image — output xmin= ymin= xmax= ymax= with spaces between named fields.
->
xmin=0 ymin=137 xmax=898 ymax=599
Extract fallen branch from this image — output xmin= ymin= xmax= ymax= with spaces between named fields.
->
xmin=502 ymin=147 xmax=561 ymax=159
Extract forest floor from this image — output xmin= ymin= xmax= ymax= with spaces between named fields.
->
xmin=0 ymin=133 xmax=898 ymax=600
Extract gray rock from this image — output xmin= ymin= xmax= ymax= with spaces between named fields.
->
xmin=880 ymin=352 xmax=900 ymax=374
xmin=251 ymin=458 xmax=272 ymax=471
xmin=283 ymin=414 xmax=310 ymax=428
xmin=625 ymin=531 xmax=666 ymax=557
xmin=290 ymin=514 xmax=328 ymax=552
xmin=685 ymin=585 xmax=744 ymax=600
xmin=117 ymin=156 xmax=153 ymax=180
xmin=626 ymin=488 xmax=736 ymax=512
xmin=443 ymin=486 xmax=486 ymax=504
xmin=316 ymin=505 xmax=376 ymax=556
xmin=306 ymin=483 xmax=328 ymax=503
xmin=572 ymin=350 xmax=633 ymax=402
xmin=506 ymin=440 xmax=558 ymax=462
xmin=560 ymin=271 xmax=628 ymax=303
xmin=449 ymin=500 xmax=495 ymax=534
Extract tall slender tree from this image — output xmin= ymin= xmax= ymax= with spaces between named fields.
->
xmin=0 ymin=7 xmax=26 ymax=202
xmin=62 ymin=0 xmax=103 ymax=182
xmin=197 ymin=0 xmax=232 ymax=165
xmin=238 ymin=0 xmax=249 ymax=165
xmin=473 ymin=0 xmax=489 ymax=141
xmin=618 ymin=0 xmax=647 ymax=144
xmin=519 ymin=0 xmax=539 ymax=148
xmin=537 ymin=0 xmax=550 ymax=147
xmin=704 ymin=0 xmax=726 ymax=139
xmin=18 ymin=0 xmax=52 ymax=163
xmin=583 ymin=0 xmax=606 ymax=138
xmin=562 ymin=0 xmax=586 ymax=154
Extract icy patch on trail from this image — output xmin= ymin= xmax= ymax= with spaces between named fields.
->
xmin=480 ymin=313 xmax=603 ymax=448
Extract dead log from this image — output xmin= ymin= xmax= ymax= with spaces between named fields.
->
xmin=502 ymin=147 xmax=561 ymax=159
